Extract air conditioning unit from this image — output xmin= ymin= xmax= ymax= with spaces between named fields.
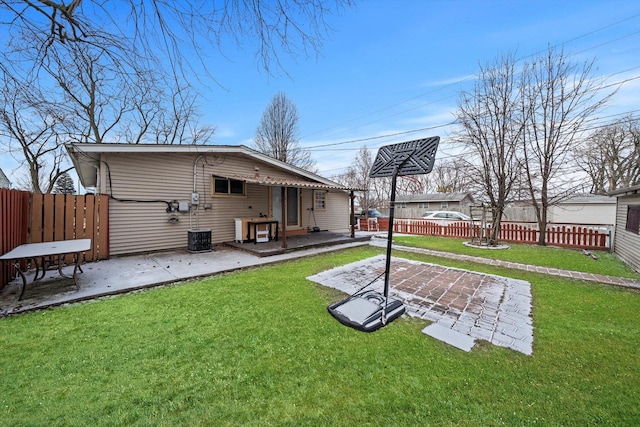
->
xmin=187 ymin=229 xmax=212 ymax=253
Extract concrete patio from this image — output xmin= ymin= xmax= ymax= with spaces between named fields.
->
xmin=0 ymin=233 xmax=373 ymax=316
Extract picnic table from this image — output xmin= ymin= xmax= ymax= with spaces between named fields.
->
xmin=0 ymin=239 xmax=92 ymax=300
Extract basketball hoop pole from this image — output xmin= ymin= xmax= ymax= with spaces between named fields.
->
xmin=381 ymin=151 xmax=416 ymax=323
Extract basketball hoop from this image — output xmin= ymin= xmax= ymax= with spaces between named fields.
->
xmin=328 ymin=137 xmax=440 ymax=332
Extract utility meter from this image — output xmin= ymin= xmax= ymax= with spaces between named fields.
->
xmin=191 ymin=192 xmax=200 ymax=205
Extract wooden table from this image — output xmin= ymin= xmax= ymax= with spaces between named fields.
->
xmin=0 ymin=239 xmax=92 ymax=300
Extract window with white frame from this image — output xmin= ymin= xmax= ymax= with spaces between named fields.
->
xmin=212 ymin=175 xmax=246 ymax=196
xmin=418 ymin=202 xmax=430 ymax=209
xmin=440 ymin=201 xmax=449 ymax=209
xmin=314 ymin=190 xmax=327 ymax=210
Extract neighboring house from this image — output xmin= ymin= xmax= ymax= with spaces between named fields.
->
xmin=0 ymin=169 xmax=11 ymax=189
xmin=503 ymin=194 xmax=617 ymax=225
xmin=391 ymin=192 xmax=475 ymax=218
xmin=609 ymin=185 xmax=640 ymax=273
xmin=66 ymin=143 xmax=358 ymax=256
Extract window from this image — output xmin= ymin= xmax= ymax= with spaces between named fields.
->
xmin=212 ymin=176 xmax=245 ymax=196
xmin=314 ymin=190 xmax=326 ymax=210
xmin=440 ymin=201 xmax=449 ymax=209
xmin=625 ymin=205 xmax=640 ymax=234
xmin=418 ymin=202 xmax=430 ymax=209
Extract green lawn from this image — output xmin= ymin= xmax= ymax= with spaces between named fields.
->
xmin=1 ymin=246 xmax=639 ymax=426
xmin=393 ymin=234 xmax=640 ymax=279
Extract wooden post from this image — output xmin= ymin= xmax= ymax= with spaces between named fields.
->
xmin=281 ymin=186 xmax=287 ymax=249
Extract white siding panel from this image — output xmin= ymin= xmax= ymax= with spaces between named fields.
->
xmin=549 ymin=203 xmax=616 ymax=225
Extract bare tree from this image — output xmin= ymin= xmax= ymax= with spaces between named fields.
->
xmin=333 ymin=145 xmax=391 ymax=210
xmin=431 ymin=158 xmax=471 ymax=194
xmin=146 ymin=85 xmax=216 ymax=146
xmin=41 ymin=43 xmax=131 ymax=144
xmin=0 ymin=1 xmax=353 ymax=79
xmin=519 ymin=48 xmax=612 ymax=244
xmin=576 ymin=115 xmax=640 ymax=194
xmin=1 ymin=35 xmax=215 ymax=192
xmin=0 ymin=72 xmax=72 ymax=193
xmin=396 ymin=175 xmax=428 ymax=195
xmin=454 ymin=52 xmax=524 ymax=245
xmin=1 ymin=0 xmax=351 ymax=187
xmin=254 ymin=92 xmax=316 ymax=171
xmin=39 ymin=40 xmax=215 ymax=146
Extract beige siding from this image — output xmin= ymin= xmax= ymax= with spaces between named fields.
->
xmin=102 ymin=152 xmax=350 ymax=255
xmin=614 ymin=194 xmax=640 ymax=272
xmin=307 ymin=190 xmax=350 ymax=232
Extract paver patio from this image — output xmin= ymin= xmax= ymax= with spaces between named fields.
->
xmin=307 ymin=255 xmax=534 ymax=355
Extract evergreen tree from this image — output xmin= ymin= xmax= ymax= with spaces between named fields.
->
xmin=54 ymin=172 xmax=75 ymax=195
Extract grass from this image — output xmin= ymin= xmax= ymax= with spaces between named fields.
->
xmin=393 ymin=234 xmax=640 ymax=279
xmin=1 ymin=245 xmax=639 ymax=426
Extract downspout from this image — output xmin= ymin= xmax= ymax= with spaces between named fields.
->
xmin=90 ymin=163 xmax=100 ymax=194
xmin=350 ymin=190 xmax=355 ymax=238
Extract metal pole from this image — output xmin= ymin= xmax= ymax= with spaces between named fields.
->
xmin=281 ymin=187 xmax=287 ymax=249
xmin=382 ymin=172 xmax=398 ymax=299
xmin=381 ymin=150 xmax=417 ymax=324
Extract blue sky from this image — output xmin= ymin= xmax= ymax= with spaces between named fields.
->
xmin=200 ymin=0 xmax=640 ymax=178
xmin=2 ymin=0 xmax=640 ymax=187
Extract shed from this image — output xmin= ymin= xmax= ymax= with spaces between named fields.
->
xmin=609 ymin=184 xmax=640 ymax=273
xmin=66 ymin=143 xmax=360 ymax=256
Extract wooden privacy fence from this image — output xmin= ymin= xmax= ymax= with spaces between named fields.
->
xmin=360 ymin=218 xmax=610 ymax=250
xmin=1 ymin=189 xmax=30 ymax=289
xmin=1 ymin=189 xmax=109 ymax=288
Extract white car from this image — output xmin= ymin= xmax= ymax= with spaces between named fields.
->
xmin=421 ymin=211 xmax=470 ymax=225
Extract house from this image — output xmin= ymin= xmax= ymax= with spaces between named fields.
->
xmin=390 ymin=192 xmax=475 ymax=218
xmin=0 ymin=169 xmax=11 ymax=189
xmin=66 ymin=143 xmax=359 ymax=256
xmin=608 ymin=184 xmax=640 ymax=273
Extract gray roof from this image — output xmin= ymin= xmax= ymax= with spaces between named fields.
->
xmin=0 ymin=169 xmax=11 ymax=189
xmin=608 ymin=184 xmax=640 ymax=197
xmin=397 ymin=192 xmax=474 ymax=203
